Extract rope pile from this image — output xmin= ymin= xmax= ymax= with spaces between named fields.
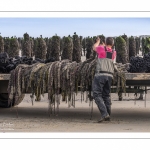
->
xmin=7 ymin=57 xmax=97 ymax=112
xmin=7 ymin=54 xmax=132 ymax=111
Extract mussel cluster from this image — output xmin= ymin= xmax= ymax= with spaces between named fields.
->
xmin=0 ymin=52 xmax=55 ymax=73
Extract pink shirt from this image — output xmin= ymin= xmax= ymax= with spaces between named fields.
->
xmin=96 ymin=46 xmax=116 ymax=60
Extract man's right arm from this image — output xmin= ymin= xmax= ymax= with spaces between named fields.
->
xmin=93 ymin=37 xmax=100 ymax=51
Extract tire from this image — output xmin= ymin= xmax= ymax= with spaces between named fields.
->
xmin=0 ymin=93 xmax=15 ymax=108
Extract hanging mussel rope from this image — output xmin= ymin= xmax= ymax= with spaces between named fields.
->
xmin=30 ymin=37 xmax=34 ymax=57
xmin=115 ymin=36 xmax=128 ymax=64
xmin=61 ymin=36 xmax=73 ymax=61
xmin=44 ymin=37 xmax=49 ymax=48
xmin=0 ymin=35 xmax=4 ymax=53
xmin=50 ymin=35 xmax=60 ymax=61
xmin=33 ymin=38 xmax=38 ymax=57
xmin=60 ymin=36 xmax=64 ymax=58
xmin=79 ymin=36 xmax=83 ymax=56
xmin=35 ymin=35 xmax=47 ymax=60
xmin=121 ymin=34 xmax=129 ymax=62
xmin=86 ymin=37 xmax=94 ymax=59
xmin=46 ymin=38 xmax=52 ymax=59
xmin=135 ymin=37 xmax=140 ymax=55
xmin=141 ymin=37 xmax=145 ymax=55
xmin=4 ymin=37 xmax=10 ymax=55
xmin=143 ymin=37 xmax=150 ymax=54
xmin=82 ymin=37 xmax=86 ymax=56
xmin=8 ymin=64 xmax=29 ymax=106
xmin=17 ymin=37 xmax=22 ymax=50
xmin=129 ymin=36 xmax=136 ymax=59
xmin=72 ymin=32 xmax=81 ymax=63
xmin=22 ymin=33 xmax=32 ymax=57
xmin=112 ymin=37 xmax=116 ymax=49
xmin=9 ymin=36 xmax=20 ymax=58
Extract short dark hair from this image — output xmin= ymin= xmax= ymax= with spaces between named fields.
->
xmin=106 ymin=37 xmax=114 ymax=46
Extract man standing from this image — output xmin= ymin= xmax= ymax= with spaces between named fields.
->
xmin=92 ymin=37 xmax=116 ymax=123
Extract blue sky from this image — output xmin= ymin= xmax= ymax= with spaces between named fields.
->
xmin=0 ymin=18 xmax=150 ymax=38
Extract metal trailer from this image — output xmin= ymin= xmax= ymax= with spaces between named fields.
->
xmin=0 ymin=74 xmax=11 ymax=108
xmin=0 ymin=73 xmax=150 ymax=108
xmin=111 ymin=73 xmax=150 ymax=93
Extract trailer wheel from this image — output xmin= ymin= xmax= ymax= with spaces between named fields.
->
xmin=0 ymin=93 xmax=15 ymax=108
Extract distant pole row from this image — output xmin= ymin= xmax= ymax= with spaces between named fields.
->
xmin=0 ymin=33 xmax=150 ymax=63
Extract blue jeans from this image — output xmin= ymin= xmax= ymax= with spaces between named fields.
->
xmin=92 ymin=75 xmax=112 ymax=118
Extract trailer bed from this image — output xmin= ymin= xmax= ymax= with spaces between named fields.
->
xmin=1 ymin=73 xmax=150 ymax=85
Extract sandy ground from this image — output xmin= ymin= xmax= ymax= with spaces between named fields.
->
xmin=1 ymin=92 xmax=150 ymax=133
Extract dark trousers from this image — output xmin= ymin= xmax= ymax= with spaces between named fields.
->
xmin=92 ymin=75 xmax=112 ymax=118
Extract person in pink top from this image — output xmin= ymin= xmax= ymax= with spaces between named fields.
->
xmin=96 ymin=41 xmax=116 ymax=61
xmin=92 ymin=37 xmax=117 ymax=123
